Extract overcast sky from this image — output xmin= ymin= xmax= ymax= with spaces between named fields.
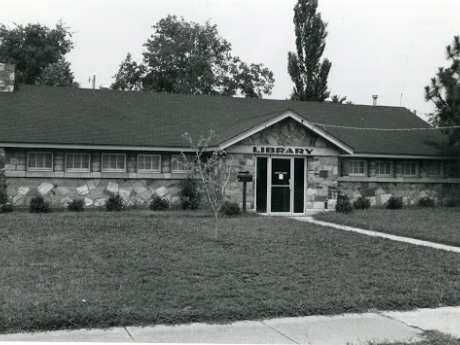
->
xmin=1 ymin=0 xmax=459 ymax=119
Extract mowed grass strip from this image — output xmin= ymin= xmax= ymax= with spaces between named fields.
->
xmin=314 ymin=207 xmax=460 ymax=247
xmin=2 ymin=212 xmax=460 ymax=334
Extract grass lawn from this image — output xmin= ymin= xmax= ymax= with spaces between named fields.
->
xmin=2 ymin=211 xmax=460 ymax=334
xmin=370 ymin=330 xmax=460 ymax=345
xmin=314 ymin=207 xmax=460 ymax=247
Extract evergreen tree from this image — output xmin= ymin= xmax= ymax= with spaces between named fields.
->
xmin=287 ymin=0 xmax=331 ymax=102
xmin=425 ymin=36 xmax=460 ymax=151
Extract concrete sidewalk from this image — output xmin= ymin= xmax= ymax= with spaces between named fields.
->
xmin=292 ymin=216 xmax=460 ymax=254
xmin=1 ymin=307 xmax=460 ymax=343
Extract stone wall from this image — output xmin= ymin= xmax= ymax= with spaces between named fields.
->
xmin=0 ymin=63 xmax=15 ymax=92
xmin=306 ymin=156 xmax=339 ymax=209
xmin=224 ymin=153 xmax=255 ymax=209
xmin=6 ymin=178 xmax=182 ymax=208
xmin=338 ymin=181 xmax=460 ymax=206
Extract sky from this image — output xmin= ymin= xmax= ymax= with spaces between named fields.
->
xmin=1 ymin=0 xmax=459 ymax=120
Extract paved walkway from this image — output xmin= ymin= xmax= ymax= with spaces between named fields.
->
xmin=291 ymin=216 xmax=460 ymax=254
xmin=0 ymin=307 xmax=459 ymax=343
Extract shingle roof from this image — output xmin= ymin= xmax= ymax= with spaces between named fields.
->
xmin=0 ymin=85 xmax=448 ymax=156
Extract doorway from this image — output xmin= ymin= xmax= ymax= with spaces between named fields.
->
xmin=256 ymin=156 xmax=306 ymax=214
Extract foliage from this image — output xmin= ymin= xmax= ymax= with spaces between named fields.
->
xmin=331 ymin=95 xmax=347 ymax=103
xmin=443 ymin=198 xmax=458 ymax=207
xmin=220 ymin=200 xmax=241 ymax=217
xmin=149 ymin=195 xmax=170 ymax=211
xmin=38 ymin=59 xmax=76 ymax=87
xmin=425 ymin=36 xmax=460 ymax=152
xmin=180 ymin=177 xmax=202 ymax=210
xmin=386 ymin=196 xmax=403 ymax=210
xmin=0 ymin=21 xmax=73 ymax=84
xmin=287 ymin=0 xmax=331 ymax=101
xmin=111 ymin=53 xmax=146 ymax=91
xmin=105 ymin=194 xmax=125 ymax=212
xmin=112 ymin=15 xmax=274 ymax=98
xmin=29 ymin=196 xmax=51 ymax=213
xmin=336 ymin=191 xmax=352 ymax=213
xmin=0 ymin=171 xmax=7 ymax=205
xmin=353 ymin=196 xmax=371 ymax=210
xmin=67 ymin=199 xmax=85 ymax=212
xmin=181 ymin=130 xmax=236 ymax=238
xmin=1 ymin=204 xmax=13 ymax=213
xmin=417 ymin=196 xmax=435 ymax=208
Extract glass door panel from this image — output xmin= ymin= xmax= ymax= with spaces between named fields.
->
xmin=271 ymin=158 xmax=291 ymax=212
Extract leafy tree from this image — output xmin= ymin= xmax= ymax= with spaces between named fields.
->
xmin=111 ymin=53 xmax=146 ymax=91
xmin=288 ymin=0 xmax=331 ymax=102
xmin=425 ymin=36 xmax=460 ymax=150
xmin=112 ymin=15 xmax=274 ymax=98
xmin=331 ymin=95 xmax=347 ymax=103
xmin=0 ymin=22 xmax=73 ymax=84
xmin=181 ymin=130 xmax=236 ymax=239
xmin=38 ymin=59 xmax=77 ymax=87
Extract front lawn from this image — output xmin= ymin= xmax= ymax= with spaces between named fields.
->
xmin=2 ymin=211 xmax=460 ymax=334
xmin=314 ymin=207 xmax=460 ymax=247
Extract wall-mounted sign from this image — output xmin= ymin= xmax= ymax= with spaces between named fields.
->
xmin=253 ymin=146 xmax=313 ymax=154
xmin=226 ymin=145 xmax=341 ymax=156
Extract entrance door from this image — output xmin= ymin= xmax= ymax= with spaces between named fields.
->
xmin=270 ymin=158 xmax=291 ymax=213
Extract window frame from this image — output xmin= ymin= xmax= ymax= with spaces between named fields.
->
xmin=375 ymin=161 xmax=393 ymax=177
xmin=349 ymin=160 xmax=367 ymax=176
xmin=101 ymin=153 xmax=127 ymax=172
xmin=426 ymin=161 xmax=443 ymax=178
xmin=65 ymin=152 xmax=91 ymax=172
xmin=137 ymin=154 xmax=161 ymax=173
xmin=27 ymin=152 xmax=53 ymax=171
xmin=171 ymin=154 xmax=193 ymax=173
xmin=401 ymin=161 xmax=419 ymax=177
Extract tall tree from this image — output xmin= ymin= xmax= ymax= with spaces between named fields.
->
xmin=0 ymin=22 xmax=74 ymax=84
xmin=38 ymin=59 xmax=76 ymax=87
xmin=112 ymin=15 xmax=274 ymax=98
xmin=287 ymin=0 xmax=331 ymax=102
xmin=425 ymin=36 xmax=460 ymax=150
xmin=111 ymin=53 xmax=146 ymax=91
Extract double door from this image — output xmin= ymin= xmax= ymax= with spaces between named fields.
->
xmin=256 ymin=157 xmax=306 ymax=214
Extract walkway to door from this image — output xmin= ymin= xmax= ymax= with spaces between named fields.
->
xmin=291 ymin=216 xmax=460 ymax=254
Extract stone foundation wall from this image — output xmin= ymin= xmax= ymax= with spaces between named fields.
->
xmin=306 ymin=156 xmax=339 ymax=209
xmin=338 ymin=181 xmax=460 ymax=206
xmin=224 ymin=153 xmax=255 ymax=209
xmin=6 ymin=178 xmax=182 ymax=208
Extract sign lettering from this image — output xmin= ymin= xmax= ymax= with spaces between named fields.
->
xmin=252 ymin=146 xmax=314 ymax=155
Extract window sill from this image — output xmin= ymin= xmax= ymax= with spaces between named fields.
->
xmin=4 ymin=171 xmax=193 ymax=180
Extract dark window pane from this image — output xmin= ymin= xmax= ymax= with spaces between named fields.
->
xmin=256 ymin=157 xmax=268 ymax=213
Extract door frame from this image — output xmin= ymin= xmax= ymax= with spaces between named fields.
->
xmin=254 ymin=155 xmax=307 ymax=215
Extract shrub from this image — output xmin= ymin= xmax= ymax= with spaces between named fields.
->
xmin=417 ymin=196 xmax=435 ymax=208
xmin=180 ymin=177 xmax=201 ymax=210
xmin=0 ymin=171 xmax=7 ymax=205
xmin=106 ymin=194 xmax=125 ymax=212
xmin=443 ymin=198 xmax=458 ymax=208
xmin=1 ymin=204 xmax=13 ymax=213
xmin=220 ymin=200 xmax=241 ymax=216
xmin=29 ymin=196 xmax=51 ymax=213
xmin=386 ymin=196 xmax=403 ymax=210
xmin=336 ymin=192 xmax=352 ymax=213
xmin=149 ymin=195 xmax=170 ymax=211
xmin=353 ymin=196 xmax=371 ymax=210
xmin=68 ymin=199 xmax=85 ymax=212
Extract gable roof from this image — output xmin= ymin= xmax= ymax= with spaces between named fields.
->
xmin=0 ymin=85 xmax=449 ymax=156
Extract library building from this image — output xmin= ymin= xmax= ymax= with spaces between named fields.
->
xmin=1 ymin=64 xmax=459 ymax=214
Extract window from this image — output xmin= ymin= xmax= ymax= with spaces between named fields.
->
xmin=27 ymin=152 xmax=53 ymax=171
xmin=426 ymin=162 xmax=443 ymax=177
xmin=102 ymin=154 xmax=126 ymax=172
xmin=172 ymin=154 xmax=192 ymax=172
xmin=349 ymin=160 xmax=366 ymax=176
xmin=137 ymin=154 xmax=161 ymax=172
xmin=66 ymin=153 xmax=90 ymax=172
xmin=402 ymin=162 xmax=418 ymax=177
xmin=375 ymin=161 xmax=392 ymax=176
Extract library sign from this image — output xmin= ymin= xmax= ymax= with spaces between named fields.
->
xmin=226 ymin=145 xmax=340 ymax=157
